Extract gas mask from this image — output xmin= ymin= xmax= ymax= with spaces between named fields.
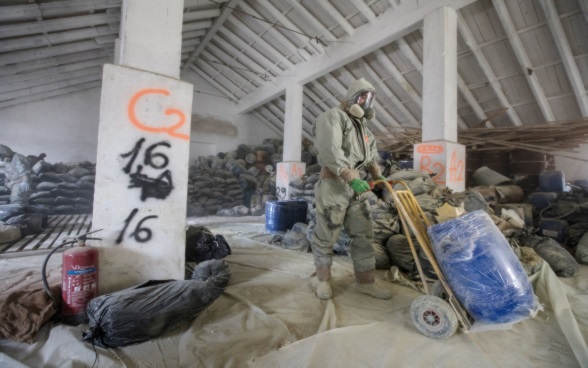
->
xmin=347 ymin=91 xmax=376 ymax=119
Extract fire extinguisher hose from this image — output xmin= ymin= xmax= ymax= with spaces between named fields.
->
xmin=42 ymin=240 xmax=76 ymax=310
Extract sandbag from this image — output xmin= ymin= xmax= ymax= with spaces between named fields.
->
xmin=5 ymin=213 xmax=46 ymax=236
xmin=82 ymin=260 xmax=230 ymax=348
xmin=0 ymin=224 xmax=21 ymax=243
xmin=575 ymin=232 xmax=588 ymax=265
xmin=532 ymin=237 xmax=579 ymax=277
xmin=185 ymin=226 xmax=231 ymax=263
xmin=428 ymin=210 xmax=540 ymax=325
xmin=385 ymin=234 xmax=415 ymax=273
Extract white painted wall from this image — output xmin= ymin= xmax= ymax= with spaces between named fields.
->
xmin=0 ymin=72 xmax=280 ymax=164
xmin=181 ymin=71 xmax=281 ymax=165
xmin=0 ymin=88 xmax=101 ymax=163
xmin=554 ymin=144 xmax=588 ymax=182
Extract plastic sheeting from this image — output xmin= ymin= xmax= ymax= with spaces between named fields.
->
xmin=0 ymin=218 xmax=586 ymax=368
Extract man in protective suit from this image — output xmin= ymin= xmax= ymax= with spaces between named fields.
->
xmin=0 ymin=145 xmax=33 ymax=206
xmin=311 ymin=78 xmax=392 ymax=300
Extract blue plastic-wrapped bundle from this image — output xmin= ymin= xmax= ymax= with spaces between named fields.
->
xmin=427 ymin=210 xmax=540 ymax=325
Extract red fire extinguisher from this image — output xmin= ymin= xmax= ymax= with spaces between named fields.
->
xmin=42 ymin=229 xmax=102 ymax=325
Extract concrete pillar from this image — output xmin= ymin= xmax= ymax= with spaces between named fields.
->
xmin=276 ymin=84 xmax=306 ymax=199
xmin=282 ymin=84 xmax=303 ymax=161
xmin=92 ymin=0 xmax=192 ymax=294
xmin=117 ymin=0 xmax=184 ymax=78
xmin=414 ymin=6 xmax=465 ymax=192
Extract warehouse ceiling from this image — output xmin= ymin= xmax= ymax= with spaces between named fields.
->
xmin=1 ymin=0 xmax=587 ymax=148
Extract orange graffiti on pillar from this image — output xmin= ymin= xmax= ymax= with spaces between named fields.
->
xmin=291 ymin=164 xmax=304 ymax=177
xmin=278 ymin=165 xmax=288 ymax=184
xmin=127 ymin=88 xmax=189 ymax=141
xmin=416 ymin=144 xmax=444 ymax=154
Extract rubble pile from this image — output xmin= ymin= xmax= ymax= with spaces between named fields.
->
xmin=272 ymin=159 xmax=584 ymax=282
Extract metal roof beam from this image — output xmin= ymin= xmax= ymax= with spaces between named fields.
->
xmin=228 ymin=15 xmax=295 ymax=69
xmin=0 ymin=73 xmax=101 ymax=101
xmin=0 ymin=49 xmax=112 ymax=77
xmin=251 ymin=110 xmax=284 ymax=136
xmin=183 ymin=9 xmax=221 ymax=22
xmin=217 ymin=28 xmax=284 ymax=75
xmin=0 ymin=81 xmax=101 ymax=110
xmin=286 ymin=0 xmax=335 ymax=41
xmin=182 ymin=0 xmax=240 ymax=71
xmin=207 ymin=43 xmax=265 ymax=85
xmin=237 ymin=0 xmax=478 ymax=113
xmin=315 ymin=1 xmax=355 ymax=36
xmin=0 ymin=66 xmax=102 ymax=94
xmin=360 ymin=60 xmax=420 ymax=128
xmin=539 ymin=0 xmax=588 ymax=117
xmin=238 ymin=1 xmax=311 ymax=61
xmin=0 ymin=40 xmax=104 ymax=66
xmin=493 ymin=0 xmax=555 ymax=122
xmin=189 ymin=65 xmax=240 ymax=103
xmin=0 ymin=12 xmax=120 ymax=38
xmin=259 ymin=0 xmax=322 ymax=54
xmin=456 ymin=13 xmax=523 ymax=126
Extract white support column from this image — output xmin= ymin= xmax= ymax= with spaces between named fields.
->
xmin=422 ymin=6 xmax=458 ymax=142
xmin=283 ymin=84 xmax=303 ymax=161
xmin=93 ymin=0 xmax=193 ymax=293
xmin=415 ymin=6 xmax=465 ymax=192
xmin=277 ymin=84 xmax=306 ymax=200
xmin=117 ymin=0 xmax=183 ymax=78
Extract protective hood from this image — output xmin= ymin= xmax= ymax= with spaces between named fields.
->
xmin=345 ymin=78 xmax=375 ymax=101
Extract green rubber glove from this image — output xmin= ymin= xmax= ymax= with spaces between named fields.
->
xmin=349 ymin=179 xmax=371 ymax=194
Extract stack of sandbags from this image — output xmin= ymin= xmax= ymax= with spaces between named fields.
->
xmin=187 ymin=168 xmax=244 ymax=217
xmin=29 ymin=162 xmax=95 ymax=214
xmin=249 ymin=174 xmax=277 ymax=216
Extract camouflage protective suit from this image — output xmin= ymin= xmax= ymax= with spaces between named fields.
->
xmin=5 ymin=153 xmax=33 ymax=206
xmin=311 ymin=78 xmax=391 ymax=300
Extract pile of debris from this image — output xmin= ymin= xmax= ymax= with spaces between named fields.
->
xmin=271 ymin=161 xmax=583 ymax=283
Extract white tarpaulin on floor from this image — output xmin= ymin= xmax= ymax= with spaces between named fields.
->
xmin=1 ymin=218 xmax=587 ymax=367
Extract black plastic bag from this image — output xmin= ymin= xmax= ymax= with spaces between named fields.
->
xmin=83 ymin=259 xmax=231 ymax=348
xmin=186 ymin=225 xmax=231 ymax=263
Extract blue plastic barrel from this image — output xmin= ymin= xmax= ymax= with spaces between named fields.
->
xmin=399 ymin=160 xmax=414 ymax=169
xmin=538 ymin=218 xmax=568 ymax=243
xmin=427 ymin=210 xmax=539 ymax=324
xmin=265 ymin=200 xmax=308 ymax=233
xmin=539 ymin=171 xmax=566 ymax=192
xmin=527 ymin=192 xmax=558 ymax=210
